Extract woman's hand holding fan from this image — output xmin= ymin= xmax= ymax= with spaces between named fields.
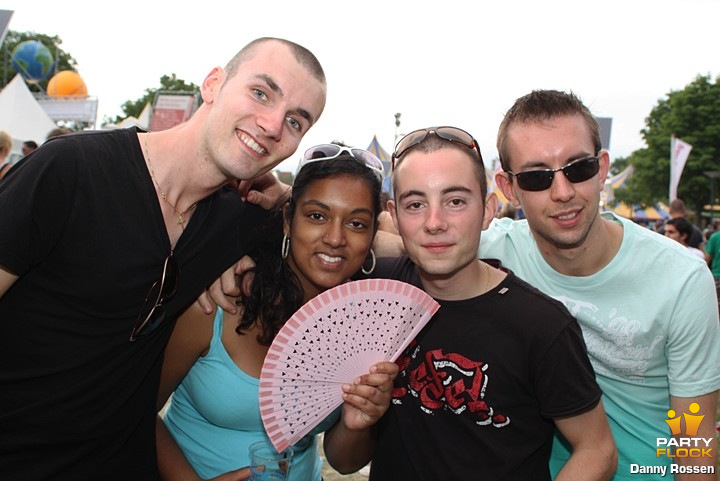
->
xmin=259 ymin=278 xmax=439 ymax=452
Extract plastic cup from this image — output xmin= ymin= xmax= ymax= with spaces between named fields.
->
xmin=248 ymin=441 xmax=293 ymax=481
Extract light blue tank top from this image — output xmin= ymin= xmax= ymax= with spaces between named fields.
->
xmin=163 ymin=308 xmax=339 ymax=480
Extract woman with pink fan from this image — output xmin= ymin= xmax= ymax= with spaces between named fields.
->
xmin=155 ymin=144 xmax=399 ymax=481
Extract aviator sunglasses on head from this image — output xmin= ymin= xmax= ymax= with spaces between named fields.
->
xmin=505 ymin=156 xmax=600 ymax=192
xmin=391 ymin=126 xmax=483 ymax=169
xmin=298 ymin=144 xmax=384 ymax=181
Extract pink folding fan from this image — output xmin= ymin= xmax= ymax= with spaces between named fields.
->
xmin=259 ymin=278 xmax=440 ymax=452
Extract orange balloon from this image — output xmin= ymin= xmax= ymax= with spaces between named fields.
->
xmin=47 ymin=71 xmax=88 ymax=96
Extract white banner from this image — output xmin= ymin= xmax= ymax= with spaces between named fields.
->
xmin=149 ymin=93 xmax=197 ymax=132
xmin=669 ymin=137 xmax=692 ymax=201
xmin=37 ymin=96 xmax=99 ymax=125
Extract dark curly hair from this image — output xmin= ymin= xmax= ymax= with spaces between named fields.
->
xmin=235 ymin=152 xmax=383 ymax=345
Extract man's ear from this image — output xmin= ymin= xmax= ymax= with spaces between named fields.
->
xmin=597 ymin=150 xmax=611 ymax=191
xmin=496 ymin=171 xmax=522 ymax=209
xmin=483 ymin=193 xmax=499 ymax=230
xmin=388 ymin=199 xmax=399 ymax=232
xmin=200 ymin=66 xmax=224 ymax=105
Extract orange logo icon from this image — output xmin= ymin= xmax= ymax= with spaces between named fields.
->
xmin=665 ymin=402 xmax=704 ymax=436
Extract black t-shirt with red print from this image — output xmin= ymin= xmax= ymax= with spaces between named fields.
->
xmin=368 ymin=256 xmax=601 ymax=481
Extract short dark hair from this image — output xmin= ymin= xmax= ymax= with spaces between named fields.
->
xmin=392 ymin=134 xmax=487 ymax=200
xmin=497 ymin=90 xmax=601 ymax=171
xmin=666 ymin=217 xmax=693 ymax=242
xmin=236 ymin=152 xmax=382 ymax=345
xmin=224 ymin=37 xmax=326 ymax=86
xmin=23 ymin=140 xmax=38 ymax=149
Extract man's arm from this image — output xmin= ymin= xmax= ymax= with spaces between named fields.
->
xmin=664 ymin=261 xmax=719 ymax=481
xmin=0 ymin=266 xmax=18 ymax=299
xmin=669 ymin=392 xmax=718 ymax=481
xmin=193 ymin=174 xmax=290 ymax=313
xmin=553 ymin=401 xmax=618 ymax=481
xmin=197 ymin=231 xmax=407 ymax=314
xmin=234 ymin=173 xmax=291 ymax=210
xmin=195 ymin=256 xmax=257 ymax=314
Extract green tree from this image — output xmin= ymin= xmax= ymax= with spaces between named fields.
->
xmin=614 ymin=75 xmax=720 ymax=219
xmin=108 ymin=74 xmax=200 ymax=125
xmin=1 ymin=30 xmax=77 ymax=91
xmin=609 ymin=155 xmax=631 ymax=176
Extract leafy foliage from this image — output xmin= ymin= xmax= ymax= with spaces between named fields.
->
xmin=1 ymin=30 xmax=78 ymax=91
xmin=614 ymin=75 xmax=720 ymax=217
xmin=1 ymin=29 xmax=199 ymax=129
xmin=109 ymin=74 xmax=200 ymax=125
xmin=609 ymin=155 xmax=631 ymax=176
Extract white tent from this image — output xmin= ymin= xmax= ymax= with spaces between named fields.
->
xmin=101 ymin=102 xmax=151 ymax=131
xmin=118 ymin=102 xmax=151 ymax=129
xmin=0 ymin=74 xmax=57 ymax=148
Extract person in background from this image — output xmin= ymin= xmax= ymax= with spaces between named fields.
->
xmin=665 ymin=217 xmax=706 ymax=260
xmin=704 ymin=221 xmax=717 ymax=242
xmin=486 ymin=89 xmax=719 ymax=480
xmin=0 ymin=37 xmax=327 ymax=481
xmin=325 ymin=126 xmax=616 ymax=480
xmin=704 ymin=228 xmax=720 ymax=315
xmin=157 ymin=145 xmax=397 ymax=481
xmin=0 ymin=130 xmax=12 ymax=180
xmin=45 ymin=126 xmax=73 ymax=140
xmin=21 ymin=140 xmax=38 ymax=157
xmin=660 ymin=198 xmax=705 ymax=250
xmin=377 ymin=191 xmax=399 ymax=235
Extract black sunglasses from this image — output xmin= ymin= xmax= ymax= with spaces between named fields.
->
xmin=130 ymin=254 xmax=179 ymax=342
xmin=505 ymin=156 xmax=600 ymax=192
xmin=391 ymin=126 xmax=483 ymax=169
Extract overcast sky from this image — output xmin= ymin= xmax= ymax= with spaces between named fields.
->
xmin=4 ymin=0 xmax=719 ymax=172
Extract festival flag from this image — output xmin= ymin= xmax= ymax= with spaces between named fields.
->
xmin=669 ymin=136 xmax=692 ymax=201
xmin=0 ymin=10 xmax=13 ymax=47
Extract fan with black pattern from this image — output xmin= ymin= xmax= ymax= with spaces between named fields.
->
xmin=259 ymin=278 xmax=439 ymax=452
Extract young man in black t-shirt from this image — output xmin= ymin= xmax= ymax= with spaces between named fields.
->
xmin=0 ymin=38 xmax=327 ymax=481
xmin=324 ymin=127 xmax=617 ymax=481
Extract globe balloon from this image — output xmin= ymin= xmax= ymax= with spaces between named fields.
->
xmin=47 ymin=70 xmax=88 ymax=96
xmin=11 ymin=40 xmax=54 ymax=84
